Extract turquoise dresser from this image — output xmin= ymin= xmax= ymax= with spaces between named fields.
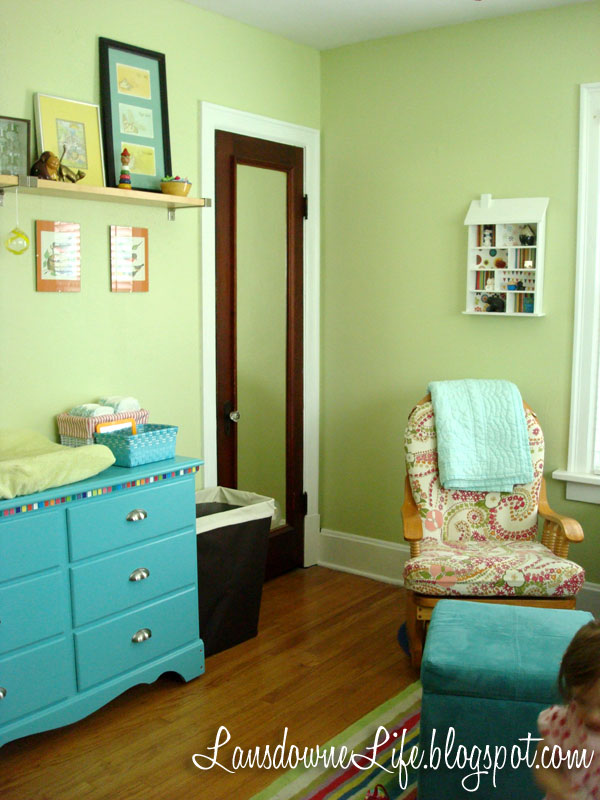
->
xmin=0 ymin=455 xmax=204 ymax=746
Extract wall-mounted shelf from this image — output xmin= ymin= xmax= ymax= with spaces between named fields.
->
xmin=463 ymin=194 xmax=548 ymax=316
xmin=0 ymin=174 xmax=211 ymax=220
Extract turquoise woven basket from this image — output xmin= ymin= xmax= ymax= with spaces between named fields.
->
xmin=94 ymin=424 xmax=178 ymax=467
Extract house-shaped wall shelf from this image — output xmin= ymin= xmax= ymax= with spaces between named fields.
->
xmin=463 ymin=194 xmax=549 ymax=316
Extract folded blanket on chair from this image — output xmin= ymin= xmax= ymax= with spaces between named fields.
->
xmin=428 ymin=379 xmax=534 ymax=492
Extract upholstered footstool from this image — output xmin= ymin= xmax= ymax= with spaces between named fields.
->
xmin=418 ymin=600 xmax=593 ymax=800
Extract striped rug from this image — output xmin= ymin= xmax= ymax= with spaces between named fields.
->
xmin=250 ymin=681 xmax=421 ymax=800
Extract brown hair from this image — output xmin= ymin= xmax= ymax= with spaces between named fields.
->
xmin=558 ymin=619 xmax=600 ymax=701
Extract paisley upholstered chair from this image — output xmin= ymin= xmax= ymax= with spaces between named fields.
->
xmin=402 ymin=395 xmax=585 ymax=668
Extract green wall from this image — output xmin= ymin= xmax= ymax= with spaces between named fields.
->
xmin=320 ymin=2 xmax=600 ymax=579
xmin=2 ymin=0 xmax=599 ymax=581
xmin=0 ymin=0 xmax=319 ymax=475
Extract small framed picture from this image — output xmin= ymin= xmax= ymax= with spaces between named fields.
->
xmin=110 ymin=225 xmax=148 ymax=292
xmin=34 ymin=94 xmax=105 ymax=186
xmin=99 ymin=38 xmax=172 ymax=191
xmin=0 ymin=116 xmax=31 ymax=177
xmin=36 ymin=220 xmax=81 ymax=292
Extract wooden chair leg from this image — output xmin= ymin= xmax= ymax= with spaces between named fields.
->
xmin=404 ymin=589 xmax=425 ymax=668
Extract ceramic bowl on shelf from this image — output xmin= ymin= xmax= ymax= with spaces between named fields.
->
xmin=160 ymin=179 xmax=191 ymax=197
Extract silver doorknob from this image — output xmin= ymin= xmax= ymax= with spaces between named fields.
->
xmin=0 ymin=687 xmax=6 ymax=700
xmin=129 ymin=567 xmax=150 ymax=582
xmin=126 ymin=509 xmax=148 ymax=522
xmin=229 ymin=410 xmax=241 ymax=422
xmin=131 ymin=628 xmax=152 ymax=644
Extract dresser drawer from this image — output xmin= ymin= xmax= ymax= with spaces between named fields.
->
xmin=67 ymin=478 xmax=193 ymax=561
xmin=0 ymin=638 xmax=76 ymax=725
xmin=71 ymin=530 xmax=197 ymax=626
xmin=0 ymin=572 xmax=67 ymax=655
xmin=74 ymin=588 xmax=199 ymax=690
xmin=0 ymin=510 xmax=65 ymax=583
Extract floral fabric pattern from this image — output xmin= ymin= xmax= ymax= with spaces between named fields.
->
xmin=403 ymin=401 xmax=584 ymax=597
xmin=403 ymin=538 xmax=584 ymax=597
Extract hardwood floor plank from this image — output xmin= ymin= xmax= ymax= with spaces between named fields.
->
xmin=0 ymin=567 xmax=417 ymax=800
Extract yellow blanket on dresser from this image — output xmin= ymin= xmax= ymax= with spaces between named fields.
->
xmin=0 ymin=428 xmax=115 ymax=499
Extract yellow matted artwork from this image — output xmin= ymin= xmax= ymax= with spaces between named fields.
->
xmin=121 ymin=141 xmax=156 ymax=176
xmin=34 ymin=94 xmax=105 ymax=186
xmin=116 ymin=63 xmax=151 ymax=99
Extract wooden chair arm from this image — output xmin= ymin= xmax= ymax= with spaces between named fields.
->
xmin=538 ymin=478 xmax=584 ymax=544
xmin=402 ymin=476 xmax=423 ymax=557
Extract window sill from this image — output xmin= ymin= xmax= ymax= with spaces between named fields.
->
xmin=552 ymin=470 xmax=600 ymax=504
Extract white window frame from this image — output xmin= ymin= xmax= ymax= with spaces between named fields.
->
xmin=553 ymin=83 xmax=600 ymax=503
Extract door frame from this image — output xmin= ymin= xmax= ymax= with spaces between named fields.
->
xmin=200 ymin=102 xmax=320 ymax=566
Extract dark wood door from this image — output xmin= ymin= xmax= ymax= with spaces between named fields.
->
xmin=215 ymin=130 xmax=305 ymax=580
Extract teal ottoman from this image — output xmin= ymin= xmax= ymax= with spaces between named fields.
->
xmin=418 ymin=600 xmax=593 ymax=800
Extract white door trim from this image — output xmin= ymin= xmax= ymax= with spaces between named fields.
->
xmin=200 ymin=102 xmax=321 ymax=565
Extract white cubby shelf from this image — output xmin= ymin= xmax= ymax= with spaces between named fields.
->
xmin=463 ymin=194 xmax=549 ymax=316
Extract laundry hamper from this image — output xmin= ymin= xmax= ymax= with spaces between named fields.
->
xmin=195 ymin=487 xmax=275 ymax=656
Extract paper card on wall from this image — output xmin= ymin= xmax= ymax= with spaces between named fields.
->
xmin=110 ymin=225 xmax=148 ymax=292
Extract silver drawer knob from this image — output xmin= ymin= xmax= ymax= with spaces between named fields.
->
xmin=126 ymin=509 xmax=148 ymax=522
xmin=129 ymin=567 xmax=150 ymax=582
xmin=131 ymin=628 xmax=152 ymax=644
xmin=0 ymin=687 xmax=6 ymax=700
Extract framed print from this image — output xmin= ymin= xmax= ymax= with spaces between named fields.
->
xmin=34 ymin=94 xmax=105 ymax=186
xmin=99 ymin=38 xmax=172 ymax=191
xmin=110 ymin=226 xmax=148 ymax=292
xmin=36 ymin=220 xmax=81 ymax=292
xmin=0 ymin=116 xmax=30 ymax=177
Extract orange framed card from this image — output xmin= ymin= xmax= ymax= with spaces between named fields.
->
xmin=95 ymin=418 xmax=137 ymax=434
xmin=110 ymin=225 xmax=148 ymax=292
xmin=36 ymin=220 xmax=81 ymax=292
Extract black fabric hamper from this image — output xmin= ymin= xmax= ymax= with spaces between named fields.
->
xmin=195 ymin=487 xmax=275 ymax=656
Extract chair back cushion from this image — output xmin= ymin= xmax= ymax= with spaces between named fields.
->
xmin=405 ymin=400 xmax=543 ymax=543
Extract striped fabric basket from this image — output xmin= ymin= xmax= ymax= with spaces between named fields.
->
xmin=94 ymin=424 xmax=178 ymax=467
xmin=57 ymin=409 xmax=149 ymax=447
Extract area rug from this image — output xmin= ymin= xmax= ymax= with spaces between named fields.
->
xmin=250 ymin=681 xmax=421 ymax=800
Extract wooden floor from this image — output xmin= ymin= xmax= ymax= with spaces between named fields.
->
xmin=0 ymin=567 xmax=417 ymax=800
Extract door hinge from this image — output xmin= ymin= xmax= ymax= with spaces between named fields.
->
xmin=302 ymin=491 xmax=308 ymax=515
xmin=302 ymin=195 xmax=308 ymax=220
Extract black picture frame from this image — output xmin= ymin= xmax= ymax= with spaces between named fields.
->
xmin=99 ymin=37 xmax=172 ymax=191
xmin=0 ymin=116 xmax=31 ymax=177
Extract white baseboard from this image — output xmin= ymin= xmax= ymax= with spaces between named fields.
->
xmin=578 ymin=583 xmax=600 ymax=616
xmin=303 ymin=513 xmax=321 ymax=567
xmin=317 ymin=528 xmax=599 ymax=616
xmin=318 ymin=528 xmax=409 ymax=585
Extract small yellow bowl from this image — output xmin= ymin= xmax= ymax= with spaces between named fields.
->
xmin=160 ymin=181 xmax=191 ymax=197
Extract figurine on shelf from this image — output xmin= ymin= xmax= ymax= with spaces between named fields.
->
xmin=481 ymin=293 xmax=506 ymax=313
xmin=485 ymin=278 xmax=494 ymax=291
xmin=483 ymin=225 xmax=494 ymax=247
xmin=519 ymin=224 xmax=536 ymax=246
xmin=118 ymin=148 xmax=132 ymax=190
xmin=57 ymin=146 xmax=85 ymax=183
xmin=30 ymin=151 xmax=60 ymax=181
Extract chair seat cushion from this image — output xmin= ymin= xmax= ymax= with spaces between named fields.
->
xmin=403 ymin=539 xmax=585 ymax=597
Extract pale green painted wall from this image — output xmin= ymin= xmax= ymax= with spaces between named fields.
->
xmin=0 ymin=0 xmax=319 ymax=479
xmin=236 ymin=165 xmax=287 ymax=517
xmin=320 ymin=3 xmax=600 ymax=579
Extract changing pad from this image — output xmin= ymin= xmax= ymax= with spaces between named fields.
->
xmin=0 ymin=428 xmax=116 ymax=500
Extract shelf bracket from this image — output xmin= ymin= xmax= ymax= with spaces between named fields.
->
xmin=0 ymin=189 xmax=3 ymax=207
xmin=168 ymin=208 xmax=176 ymax=222
xmin=19 ymin=175 xmax=38 ymax=189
